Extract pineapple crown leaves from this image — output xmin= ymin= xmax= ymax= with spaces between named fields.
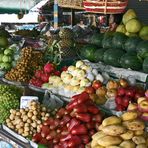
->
xmin=45 ymin=39 xmax=62 ymax=65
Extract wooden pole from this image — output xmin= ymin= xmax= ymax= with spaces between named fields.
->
xmin=71 ymin=9 xmax=75 ymax=27
xmin=54 ymin=0 xmax=58 ymax=29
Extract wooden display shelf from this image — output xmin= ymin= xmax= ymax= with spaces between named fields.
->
xmin=58 ymin=4 xmax=84 ymax=10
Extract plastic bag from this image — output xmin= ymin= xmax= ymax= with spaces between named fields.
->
xmin=42 ymin=90 xmax=64 ymax=110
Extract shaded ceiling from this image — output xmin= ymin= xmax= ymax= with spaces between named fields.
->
xmin=0 ymin=0 xmax=41 ymax=14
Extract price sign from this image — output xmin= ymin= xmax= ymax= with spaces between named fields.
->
xmin=20 ymin=96 xmax=39 ymax=109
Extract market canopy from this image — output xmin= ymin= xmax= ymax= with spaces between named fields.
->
xmin=0 ymin=0 xmax=41 ymax=14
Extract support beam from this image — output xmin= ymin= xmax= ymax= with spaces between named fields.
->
xmin=54 ymin=0 xmax=58 ymax=29
xmin=71 ymin=9 xmax=75 ymax=27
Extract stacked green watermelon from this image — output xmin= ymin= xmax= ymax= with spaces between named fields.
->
xmin=79 ymin=31 xmax=148 ymax=73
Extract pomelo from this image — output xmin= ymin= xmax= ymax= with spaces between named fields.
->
xmin=126 ymin=19 xmax=142 ymax=33
xmin=139 ymin=26 xmax=148 ymax=40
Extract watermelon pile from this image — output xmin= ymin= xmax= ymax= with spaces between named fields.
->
xmin=79 ymin=32 xmax=148 ymax=73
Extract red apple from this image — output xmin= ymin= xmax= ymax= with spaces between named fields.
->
xmin=92 ymin=80 xmax=102 ymax=90
xmin=34 ymin=70 xmax=43 ymax=79
xmin=96 ymin=86 xmax=107 ymax=97
xmin=119 ymin=78 xmax=129 ymax=88
xmin=125 ymin=88 xmax=135 ymax=98
xmin=41 ymin=73 xmax=50 ymax=82
xmin=116 ymin=104 xmax=126 ymax=111
xmin=106 ymin=89 xmax=117 ymax=98
xmin=138 ymin=100 xmax=148 ymax=113
xmin=85 ymin=86 xmax=95 ymax=94
xmin=115 ymin=96 xmax=123 ymax=105
xmin=122 ymin=96 xmax=131 ymax=107
xmin=117 ymin=87 xmax=126 ymax=96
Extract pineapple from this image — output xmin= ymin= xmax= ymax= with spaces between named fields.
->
xmin=59 ymin=28 xmax=74 ymax=39
xmin=58 ymin=39 xmax=76 ymax=58
xmin=58 ymin=39 xmax=74 ymax=49
xmin=48 ymin=35 xmax=60 ymax=46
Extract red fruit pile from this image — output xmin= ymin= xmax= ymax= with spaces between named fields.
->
xmin=115 ymin=86 xmax=144 ymax=111
xmin=32 ymin=92 xmax=103 ymax=148
xmin=30 ymin=63 xmax=61 ymax=87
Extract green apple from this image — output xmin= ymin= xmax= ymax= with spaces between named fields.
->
xmin=0 ymin=54 xmax=4 ymax=62
xmin=4 ymin=48 xmax=13 ymax=55
xmin=2 ymin=55 xmax=12 ymax=63
xmin=0 ymin=62 xmax=11 ymax=70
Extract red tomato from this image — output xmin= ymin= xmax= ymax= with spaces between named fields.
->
xmin=92 ymin=80 xmax=102 ymax=90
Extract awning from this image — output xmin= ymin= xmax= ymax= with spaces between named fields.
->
xmin=0 ymin=0 xmax=41 ymax=14
xmin=0 ymin=13 xmax=39 ymax=24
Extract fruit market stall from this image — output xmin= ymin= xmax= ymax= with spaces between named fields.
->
xmin=1 ymin=3 xmax=148 ymax=147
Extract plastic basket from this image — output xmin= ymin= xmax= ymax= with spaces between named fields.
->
xmin=83 ymin=0 xmax=128 ymax=14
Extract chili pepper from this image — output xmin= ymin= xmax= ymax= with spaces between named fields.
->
xmin=77 ymin=92 xmax=90 ymax=104
xmin=80 ymin=135 xmax=90 ymax=144
xmin=73 ymin=104 xmax=87 ymax=113
xmin=76 ymin=113 xmax=91 ymax=122
xmin=71 ymin=124 xmax=88 ymax=135
xmin=56 ymin=108 xmax=67 ymax=118
xmin=87 ymin=105 xmax=99 ymax=114
xmin=92 ymin=114 xmax=102 ymax=123
xmin=89 ymin=129 xmax=96 ymax=137
xmin=43 ymin=117 xmax=54 ymax=126
xmin=78 ymin=144 xmax=85 ymax=148
xmin=67 ymin=135 xmax=82 ymax=147
xmin=41 ymin=125 xmax=50 ymax=138
xmin=60 ymin=134 xmax=72 ymax=142
xmin=66 ymin=99 xmax=78 ymax=111
xmin=68 ymin=118 xmax=81 ymax=132
xmin=39 ymin=138 xmax=49 ymax=146
xmin=60 ymin=115 xmax=71 ymax=126
xmin=86 ymin=121 xmax=96 ymax=129
xmin=32 ymin=133 xmax=42 ymax=142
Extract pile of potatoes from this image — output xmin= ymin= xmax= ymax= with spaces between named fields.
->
xmin=91 ymin=112 xmax=148 ymax=148
xmin=5 ymin=101 xmax=57 ymax=137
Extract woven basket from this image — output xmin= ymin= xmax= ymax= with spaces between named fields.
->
xmin=83 ymin=0 xmax=128 ymax=14
xmin=58 ymin=0 xmax=84 ymax=9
